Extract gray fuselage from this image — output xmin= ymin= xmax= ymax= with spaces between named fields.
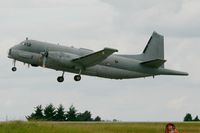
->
xmin=8 ymin=39 xmax=188 ymax=80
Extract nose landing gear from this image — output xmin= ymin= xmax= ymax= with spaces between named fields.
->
xmin=12 ymin=67 xmax=17 ymax=72
xmin=12 ymin=60 xmax=17 ymax=72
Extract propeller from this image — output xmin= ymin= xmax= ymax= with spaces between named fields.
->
xmin=41 ymin=50 xmax=49 ymax=68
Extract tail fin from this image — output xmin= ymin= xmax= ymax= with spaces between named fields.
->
xmin=118 ymin=31 xmax=165 ymax=68
xmin=143 ymin=32 xmax=164 ymax=61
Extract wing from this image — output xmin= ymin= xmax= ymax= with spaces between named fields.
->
xmin=72 ymin=47 xmax=118 ymax=68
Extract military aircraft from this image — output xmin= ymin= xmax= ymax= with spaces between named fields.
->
xmin=8 ymin=32 xmax=188 ymax=82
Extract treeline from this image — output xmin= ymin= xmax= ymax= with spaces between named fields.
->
xmin=26 ymin=104 xmax=101 ymax=121
xmin=184 ymin=113 xmax=200 ymax=122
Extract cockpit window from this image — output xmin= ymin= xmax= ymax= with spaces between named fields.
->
xmin=22 ymin=42 xmax=32 ymax=47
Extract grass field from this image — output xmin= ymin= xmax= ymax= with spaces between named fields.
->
xmin=0 ymin=121 xmax=200 ymax=133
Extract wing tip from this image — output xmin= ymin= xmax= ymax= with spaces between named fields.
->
xmin=104 ymin=47 xmax=118 ymax=52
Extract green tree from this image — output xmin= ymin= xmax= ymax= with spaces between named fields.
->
xmin=184 ymin=113 xmax=193 ymax=121
xmin=77 ymin=111 xmax=93 ymax=121
xmin=94 ymin=116 xmax=101 ymax=121
xmin=55 ymin=104 xmax=66 ymax=121
xmin=26 ymin=104 xmax=103 ymax=122
xmin=193 ymin=115 xmax=200 ymax=121
xmin=44 ymin=104 xmax=56 ymax=121
xmin=26 ymin=105 xmax=44 ymax=121
xmin=66 ymin=105 xmax=77 ymax=121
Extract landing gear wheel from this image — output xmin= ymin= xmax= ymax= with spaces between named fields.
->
xmin=12 ymin=67 xmax=17 ymax=72
xmin=74 ymin=75 xmax=81 ymax=81
xmin=57 ymin=76 xmax=64 ymax=83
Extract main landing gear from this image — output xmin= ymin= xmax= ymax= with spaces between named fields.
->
xmin=57 ymin=70 xmax=82 ymax=83
xmin=57 ymin=72 xmax=65 ymax=83
xmin=74 ymin=69 xmax=82 ymax=82
xmin=74 ymin=75 xmax=81 ymax=81
xmin=12 ymin=60 xmax=17 ymax=72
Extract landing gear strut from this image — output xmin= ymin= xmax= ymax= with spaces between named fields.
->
xmin=57 ymin=72 xmax=65 ymax=83
xmin=12 ymin=60 xmax=17 ymax=72
xmin=74 ymin=69 xmax=82 ymax=81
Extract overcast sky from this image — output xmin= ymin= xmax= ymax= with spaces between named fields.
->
xmin=0 ymin=0 xmax=199 ymax=122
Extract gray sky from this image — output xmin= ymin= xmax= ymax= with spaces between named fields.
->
xmin=0 ymin=0 xmax=199 ymax=121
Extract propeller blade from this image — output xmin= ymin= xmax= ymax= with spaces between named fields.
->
xmin=41 ymin=49 xmax=48 ymax=68
xmin=42 ymin=57 xmax=46 ymax=68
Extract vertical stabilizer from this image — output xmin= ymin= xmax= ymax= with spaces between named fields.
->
xmin=143 ymin=32 xmax=164 ymax=60
xmin=118 ymin=32 xmax=165 ymax=67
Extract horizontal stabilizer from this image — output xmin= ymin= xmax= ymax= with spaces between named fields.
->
xmin=72 ymin=48 xmax=118 ymax=68
xmin=141 ymin=59 xmax=166 ymax=68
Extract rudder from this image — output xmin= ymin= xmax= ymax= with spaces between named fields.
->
xmin=142 ymin=32 xmax=164 ymax=61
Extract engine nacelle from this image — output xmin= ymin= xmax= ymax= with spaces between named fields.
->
xmin=9 ymin=49 xmax=42 ymax=65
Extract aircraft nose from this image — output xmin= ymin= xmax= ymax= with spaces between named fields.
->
xmin=8 ymin=48 xmax=13 ymax=58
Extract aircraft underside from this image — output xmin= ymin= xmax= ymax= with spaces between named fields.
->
xmin=10 ymin=58 xmax=151 ymax=82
